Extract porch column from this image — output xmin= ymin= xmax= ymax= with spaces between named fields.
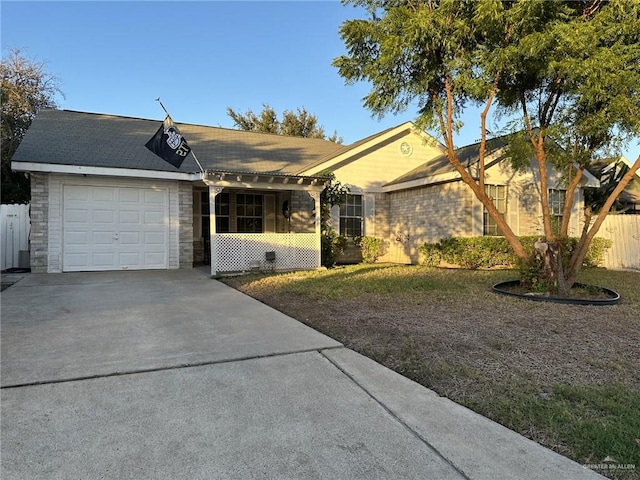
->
xmin=209 ymin=186 xmax=224 ymax=276
xmin=311 ymin=191 xmax=321 ymax=268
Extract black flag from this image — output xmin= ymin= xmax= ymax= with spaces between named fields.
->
xmin=145 ymin=116 xmax=191 ymax=168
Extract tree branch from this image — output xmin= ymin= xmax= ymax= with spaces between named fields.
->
xmin=540 ymin=76 xmax=564 ymax=126
xmin=566 ymin=154 xmax=640 ymax=283
xmin=520 ymin=90 xmax=554 ymax=240
xmin=560 ymin=163 xmax=584 ymax=236
xmin=479 ymin=73 xmax=500 ymax=191
xmin=441 ymin=79 xmax=526 ymax=259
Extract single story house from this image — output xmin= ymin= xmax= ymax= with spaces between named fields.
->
xmin=11 ymin=109 xmax=599 ymax=274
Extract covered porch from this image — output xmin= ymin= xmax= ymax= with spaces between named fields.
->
xmin=194 ymin=170 xmax=328 ymax=276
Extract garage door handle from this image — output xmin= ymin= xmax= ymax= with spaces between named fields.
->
xmin=113 ymin=232 xmax=119 ymax=240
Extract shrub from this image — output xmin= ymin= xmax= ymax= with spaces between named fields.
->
xmin=418 ymin=237 xmax=513 ymax=269
xmin=354 ymin=236 xmax=386 ymax=263
xmin=583 ymin=237 xmax=613 ymax=267
xmin=418 ymin=236 xmax=612 ymax=270
xmin=321 ymin=227 xmax=347 ymax=268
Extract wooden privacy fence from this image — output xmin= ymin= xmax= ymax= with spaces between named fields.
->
xmin=1 ymin=204 xmax=31 ymax=271
xmin=597 ymin=214 xmax=640 ymax=271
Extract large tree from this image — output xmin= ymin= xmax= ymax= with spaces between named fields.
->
xmin=334 ymin=0 xmax=640 ymax=294
xmin=1 ymin=49 xmax=62 ymax=204
xmin=227 ymin=104 xmax=343 ymax=143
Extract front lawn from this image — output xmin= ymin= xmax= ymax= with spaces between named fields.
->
xmin=222 ymin=265 xmax=640 ymax=480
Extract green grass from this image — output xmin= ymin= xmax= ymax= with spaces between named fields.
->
xmin=239 ymin=263 xmax=514 ymax=298
xmin=468 ymin=383 xmax=640 ymax=474
xmin=223 ymin=264 xmax=640 ymax=479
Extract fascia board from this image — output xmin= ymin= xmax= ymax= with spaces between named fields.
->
xmin=382 ymin=171 xmax=463 ymax=192
xmin=580 ymin=168 xmax=600 ymax=188
xmin=203 ymin=178 xmax=325 ymax=192
xmin=12 ymin=161 xmax=199 ymax=181
xmin=619 ymin=155 xmax=640 ymax=176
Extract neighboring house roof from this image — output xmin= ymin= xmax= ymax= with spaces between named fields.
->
xmin=11 ymin=109 xmax=345 ymax=175
xmin=590 ymin=156 xmax=640 ymax=204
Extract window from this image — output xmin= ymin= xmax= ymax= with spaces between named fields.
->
xmin=340 ymin=194 xmax=363 ymax=237
xmin=200 ymin=191 xmax=209 ymax=237
xmin=215 ymin=192 xmax=230 ymax=233
xmin=201 ymin=191 xmax=230 ymax=234
xmin=549 ymin=189 xmax=566 ymax=234
xmin=236 ymin=193 xmax=263 ymax=233
xmin=483 ymin=185 xmax=507 ymax=236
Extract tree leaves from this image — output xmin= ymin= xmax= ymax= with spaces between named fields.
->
xmin=1 ymin=49 xmax=62 ymax=204
xmin=226 ymin=104 xmax=342 ymax=143
xmin=333 ymin=0 xmax=640 ymax=290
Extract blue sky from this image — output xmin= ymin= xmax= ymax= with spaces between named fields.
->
xmin=1 ymin=1 xmax=638 ymax=160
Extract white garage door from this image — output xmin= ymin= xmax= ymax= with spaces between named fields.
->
xmin=63 ymin=185 xmax=169 ymax=271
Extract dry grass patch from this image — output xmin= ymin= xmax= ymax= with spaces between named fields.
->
xmin=222 ymin=265 xmax=640 ymax=479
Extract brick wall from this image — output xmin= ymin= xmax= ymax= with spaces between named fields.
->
xmin=290 ymin=190 xmax=315 ymax=233
xmin=29 ymin=173 xmax=49 ymax=273
xmin=382 ymin=182 xmax=473 ymax=263
xmin=178 ymin=181 xmax=193 ymax=268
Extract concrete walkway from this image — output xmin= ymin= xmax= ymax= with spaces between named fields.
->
xmin=1 ymin=269 xmax=604 ymax=479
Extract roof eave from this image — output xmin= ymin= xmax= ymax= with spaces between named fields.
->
xmin=204 ymin=169 xmax=329 ymax=191
xmin=12 ymin=161 xmax=199 ymax=181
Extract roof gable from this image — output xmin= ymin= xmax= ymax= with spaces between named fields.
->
xmin=386 ymin=136 xmax=509 ymax=188
xmin=298 ymin=122 xmax=445 ymax=177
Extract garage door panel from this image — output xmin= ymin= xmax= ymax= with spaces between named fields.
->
xmin=65 ymin=231 xmax=89 ymax=245
xmin=144 ymin=211 xmax=165 ymax=225
xmin=119 ymin=189 xmax=141 ymax=203
xmin=92 ymin=231 xmax=117 ymax=245
xmin=64 ymin=186 xmax=91 ymax=201
xmin=92 ymin=252 xmax=118 ymax=268
xmin=63 ymin=185 xmax=169 ymax=272
xmin=144 ymin=252 xmax=166 ymax=267
xmin=64 ymin=253 xmax=89 ymax=268
xmin=144 ymin=231 xmax=165 ymax=246
xmin=119 ymin=252 xmax=142 ymax=268
xmin=144 ymin=190 xmax=166 ymax=204
xmin=119 ymin=231 xmax=141 ymax=245
xmin=119 ymin=210 xmax=141 ymax=224
xmin=65 ymin=208 xmax=89 ymax=223
xmin=93 ymin=210 xmax=116 ymax=224
xmin=92 ymin=187 xmax=117 ymax=202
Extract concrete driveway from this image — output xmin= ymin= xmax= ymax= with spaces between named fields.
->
xmin=1 ymin=269 xmax=604 ymax=479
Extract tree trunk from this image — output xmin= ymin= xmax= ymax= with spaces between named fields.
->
xmin=534 ymin=239 xmax=568 ymax=295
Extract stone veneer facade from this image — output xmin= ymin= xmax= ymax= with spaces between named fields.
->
xmin=289 ymin=190 xmax=316 ymax=233
xmin=29 ymin=173 xmax=49 ymax=273
xmin=178 ymin=181 xmax=193 ymax=269
xmin=379 ymin=182 xmax=474 ymax=264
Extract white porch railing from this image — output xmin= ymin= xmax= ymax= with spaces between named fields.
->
xmin=211 ymin=233 xmax=320 ymax=273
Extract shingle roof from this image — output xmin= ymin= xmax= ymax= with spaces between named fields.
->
xmin=590 ymin=158 xmax=640 ymax=203
xmin=386 ymin=136 xmax=509 ymax=186
xmin=11 ymin=110 xmax=346 ymax=174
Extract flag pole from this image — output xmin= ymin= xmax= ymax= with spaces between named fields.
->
xmin=155 ymin=98 xmax=205 ymax=174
